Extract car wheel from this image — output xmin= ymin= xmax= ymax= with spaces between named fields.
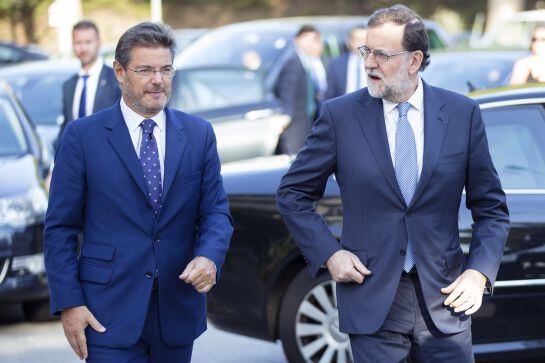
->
xmin=279 ymin=269 xmax=353 ymax=363
xmin=22 ymin=298 xmax=56 ymax=322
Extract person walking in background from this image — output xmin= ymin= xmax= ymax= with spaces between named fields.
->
xmin=274 ymin=25 xmax=326 ymax=154
xmin=44 ymin=22 xmax=233 ymax=363
xmin=510 ymin=24 xmax=545 ymax=84
xmin=277 ymin=4 xmax=509 ymax=362
xmin=326 ymin=25 xmax=367 ymax=100
xmin=56 ymin=20 xmax=121 ymax=146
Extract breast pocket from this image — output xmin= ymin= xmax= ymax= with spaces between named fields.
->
xmin=176 ymin=169 xmax=202 ymax=187
xmin=437 ymin=151 xmax=465 ymax=165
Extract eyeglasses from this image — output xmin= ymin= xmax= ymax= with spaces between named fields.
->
xmin=357 ymin=45 xmax=411 ymax=64
xmin=127 ymin=66 xmax=176 ymax=78
xmin=532 ymin=37 xmax=545 ymax=43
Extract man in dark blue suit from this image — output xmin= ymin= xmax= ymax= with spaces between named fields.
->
xmin=326 ymin=25 xmax=367 ymax=100
xmin=277 ymin=5 xmax=509 ymax=362
xmin=274 ymin=25 xmax=326 ymax=154
xmin=56 ymin=20 xmax=121 ymax=145
xmin=44 ymin=22 xmax=233 ymax=362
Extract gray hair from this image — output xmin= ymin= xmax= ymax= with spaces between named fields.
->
xmin=115 ymin=22 xmax=176 ymax=68
xmin=367 ymin=4 xmax=430 ymax=71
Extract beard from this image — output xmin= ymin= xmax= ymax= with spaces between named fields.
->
xmin=366 ymin=58 xmax=415 ymax=102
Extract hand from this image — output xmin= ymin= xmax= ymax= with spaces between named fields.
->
xmin=61 ymin=305 xmax=106 ymax=360
xmin=326 ymin=250 xmax=371 ymax=284
xmin=441 ymin=269 xmax=487 ymax=315
xmin=180 ymin=256 xmax=217 ymax=293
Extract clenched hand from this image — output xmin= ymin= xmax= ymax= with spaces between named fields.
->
xmin=61 ymin=305 xmax=106 ymax=360
xmin=441 ymin=268 xmax=487 ymax=315
xmin=180 ymin=256 xmax=217 ymax=293
xmin=326 ymin=250 xmax=371 ymax=284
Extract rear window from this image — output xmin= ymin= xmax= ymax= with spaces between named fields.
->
xmin=0 ymin=96 xmax=27 ymax=156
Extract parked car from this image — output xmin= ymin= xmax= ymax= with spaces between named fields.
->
xmin=212 ymin=85 xmax=545 ymax=362
xmin=173 ymin=28 xmax=208 ymax=54
xmin=172 ymin=16 xmax=452 ymax=163
xmin=0 ymin=81 xmax=50 ymax=321
xmin=0 ymin=59 xmax=79 ymax=159
xmin=0 ymin=41 xmax=48 ymax=67
xmin=421 ymin=50 xmax=528 ymax=94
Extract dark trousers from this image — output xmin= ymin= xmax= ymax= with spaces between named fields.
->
xmin=350 ymin=273 xmax=474 ymax=363
xmin=86 ymin=288 xmax=193 ymax=363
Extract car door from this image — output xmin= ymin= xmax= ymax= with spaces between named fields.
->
xmin=170 ymin=67 xmax=289 ymax=163
xmin=460 ymin=101 xmax=545 ymax=348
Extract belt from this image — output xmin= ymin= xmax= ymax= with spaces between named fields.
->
xmin=402 ymin=267 xmax=418 ymax=276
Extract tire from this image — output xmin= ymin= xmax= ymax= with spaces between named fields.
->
xmin=22 ymin=298 xmax=56 ymax=322
xmin=279 ymin=269 xmax=353 ymax=363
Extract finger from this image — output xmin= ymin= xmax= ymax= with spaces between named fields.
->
xmin=67 ymin=335 xmax=83 ymax=360
xmin=75 ymin=332 xmax=88 ymax=360
xmin=444 ymin=284 xmax=464 ymax=306
xmin=352 ymin=257 xmax=371 ymax=276
xmin=87 ymin=313 xmax=106 ymax=333
xmin=179 ymin=260 xmax=195 ymax=280
xmin=454 ymin=298 xmax=474 ymax=313
xmin=347 ymin=268 xmax=364 ymax=284
xmin=441 ymin=277 xmax=460 ymax=294
xmin=451 ymin=290 xmax=471 ymax=308
xmin=465 ymin=299 xmax=482 ymax=315
xmin=196 ymin=281 xmax=212 ymax=293
xmin=186 ymin=267 xmax=202 ymax=284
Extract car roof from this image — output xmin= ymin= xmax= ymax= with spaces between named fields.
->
xmin=471 ymin=84 xmax=545 ymax=105
xmin=0 ymin=59 xmax=79 ymax=76
xmin=429 ymin=49 xmax=528 ymax=60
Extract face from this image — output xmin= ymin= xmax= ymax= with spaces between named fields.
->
xmin=364 ymin=22 xmax=422 ymax=102
xmin=348 ymin=28 xmax=367 ymax=53
xmin=113 ymin=46 xmax=173 ymax=118
xmin=295 ymin=31 xmax=324 ymax=57
xmin=531 ymin=27 xmax=545 ymax=56
xmin=72 ymin=28 xmax=100 ymax=67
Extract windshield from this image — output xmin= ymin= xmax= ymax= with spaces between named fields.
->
xmin=0 ymin=96 xmax=27 ymax=156
xmin=170 ymin=68 xmax=265 ymax=114
xmin=4 ymin=72 xmax=66 ymax=126
xmin=176 ymin=25 xmax=294 ymax=72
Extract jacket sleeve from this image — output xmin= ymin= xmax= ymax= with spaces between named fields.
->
xmin=44 ymin=122 xmax=87 ymax=314
xmin=464 ymin=103 xmax=510 ymax=293
xmin=276 ymin=102 xmax=342 ymax=277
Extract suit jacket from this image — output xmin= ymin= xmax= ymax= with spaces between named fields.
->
xmin=274 ymin=49 xmax=312 ymax=154
xmin=44 ymin=103 xmax=233 ymax=348
xmin=56 ymin=64 xmax=121 ymax=147
xmin=325 ymin=52 xmax=349 ymax=100
xmin=276 ymin=82 xmax=509 ymax=335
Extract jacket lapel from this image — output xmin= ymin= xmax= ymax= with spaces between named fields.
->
xmin=356 ymin=92 xmax=405 ymax=206
xmin=105 ymin=103 xmax=148 ymax=198
xmin=162 ymin=108 xmax=187 ymax=200
xmin=408 ymin=82 xmax=448 ymax=209
xmin=93 ymin=65 xmax=109 ymax=111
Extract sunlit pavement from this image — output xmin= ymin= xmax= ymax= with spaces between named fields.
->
xmin=0 ymin=303 xmax=287 ymax=363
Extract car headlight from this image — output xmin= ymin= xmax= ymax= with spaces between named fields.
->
xmin=11 ymin=253 xmax=46 ymax=275
xmin=0 ymin=187 xmax=47 ymax=228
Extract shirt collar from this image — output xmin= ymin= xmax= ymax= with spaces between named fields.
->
xmin=120 ymin=96 xmax=166 ymax=134
xmin=78 ymin=57 xmax=104 ymax=77
xmin=382 ymin=77 xmax=424 ymax=115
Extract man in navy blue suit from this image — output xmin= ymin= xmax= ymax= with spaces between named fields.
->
xmin=277 ymin=5 xmax=509 ymax=362
xmin=57 ymin=20 xmax=121 ymax=145
xmin=44 ymin=22 xmax=233 ymax=362
xmin=326 ymin=25 xmax=367 ymax=100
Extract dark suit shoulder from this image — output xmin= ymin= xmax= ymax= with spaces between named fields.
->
xmin=325 ymin=87 xmax=369 ymax=110
xmin=427 ymin=83 xmax=478 ymax=110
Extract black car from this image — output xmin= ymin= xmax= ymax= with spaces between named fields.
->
xmin=0 ymin=41 xmax=48 ymax=67
xmin=212 ymin=85 xmax=545 ymax=362
xmin=0 ymin=81 xmax=50 ymax=321
xmin=172 ymin=16 xmax=452 ymax=163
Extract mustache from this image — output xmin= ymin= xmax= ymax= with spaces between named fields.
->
xmin=366 ymin=70 xmax=383 ymax=79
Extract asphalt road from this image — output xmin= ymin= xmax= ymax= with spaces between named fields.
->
xmin=0 ymin=304 xmax=287 ymax=363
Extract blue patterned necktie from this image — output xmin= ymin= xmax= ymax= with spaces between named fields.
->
xmin=78 ymin=74 xmax=89 ymax=119
xmin=395 ymin=102 xmax=418 ymax=272
xmin=139 ymin=119 xmax=162 ymax=214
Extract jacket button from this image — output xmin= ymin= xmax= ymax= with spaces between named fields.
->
xmin=400 ymin=249 xmax=406 ymax=256
xmin=154 ymin=235 xmax=160 ymax=243
xmin=145 ymin=272 xmax=153 ymax=278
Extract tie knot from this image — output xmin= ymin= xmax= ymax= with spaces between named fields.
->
xmin=140 ymin=119 xmax=156 ymax=135
xmin=81 ymin=74 xmax=90 ymax=81
xmin=397 ymin=102 xmax=411 ymax=118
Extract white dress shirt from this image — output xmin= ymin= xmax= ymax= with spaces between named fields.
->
xmin=346 ymin=53 xmax=367 ymax=93
xmin=382 ymin=77 xmax=425 ymax=178
xmin=120 ymin=97 xmax=166 ymax=184
xmin=72 ymin=57 xmax=104 ymax=120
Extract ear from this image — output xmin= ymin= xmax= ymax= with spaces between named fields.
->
xmin=409 ymin=50 xmax=424 ymax=74
xmin=112 ymin=60 xmax=125 ymax=84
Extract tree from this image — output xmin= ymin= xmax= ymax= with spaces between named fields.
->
xmin=0 ymin=0 xmax=48 ymax=43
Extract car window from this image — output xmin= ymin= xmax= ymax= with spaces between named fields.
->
xmin=4 ymin=73 xmax=65 ymax=126
xmin=428 ymin=29 xmax=445 ymax=49
xmin=170 ymin=68 xmax=265 ymax=114
xmin=482 ymin=104 xmax=545 ymax=189
xmin=0 ymin=96 xmax=27 ymax=156
xmin=0 ymin=45 xmax=21 ymax=64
